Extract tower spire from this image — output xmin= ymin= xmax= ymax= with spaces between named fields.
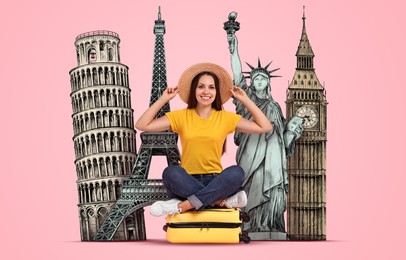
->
xmin=154 ymin=6 xmax=165 ymax=34
xmin=150 ymin=6 xmax=170 ymax=118
xmin=289 ymin=8 xmax=324 ymax=90
xmin=300 ymin=5 xmax=309 ymax=43
xmin=296 ymin=5 xmax=314 ymax=70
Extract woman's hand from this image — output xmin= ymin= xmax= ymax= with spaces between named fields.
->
xmin=135 ymin=86 xmax=177 ymax=132
xmin=231 ymin=86 xmax=248 ymax=102
xmin=161 ymin=87 xmax=179 ymax=102
xmin=233 ymin=85 xmax=273 ymax=134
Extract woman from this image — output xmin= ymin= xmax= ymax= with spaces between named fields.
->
xmin=228 ymin=34 xmax=303 ymax=232
xmin=135 ymin=63 xmax=273 ymax=216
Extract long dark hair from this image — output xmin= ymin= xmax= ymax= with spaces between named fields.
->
xmin=187 ymin=71 xmax=223 ymax=110
xmin=186 ymin=71 xmax=227 ymax=155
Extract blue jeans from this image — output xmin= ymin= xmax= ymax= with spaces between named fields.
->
xmin=162 ymin=165 xmax=244 ymax=210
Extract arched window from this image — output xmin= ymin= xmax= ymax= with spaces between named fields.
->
xmin=115 ymin=180 xmax=121 ymax=198
xmin=85 ymin=135 xmax=91 ymax=155
xmin=90 ymin=112 xmax=96 ymax=128
xmin=89 ymin=184 xmax=95 ymax=202
xmin=94 ymin=90 xmax=100 ymax=108
xmin=103 ymin=110 xmax=109 ymax=127
xmin=106 ymin=157 xmax=112 ymax=176
xmin=111 ymin=67 xmax=116 ymax=84
xmin=79 ymin=115 xmax=84 ymax=132
xmin=103 ymin=131 xmax=110 ymax=151
xmin=77 ymin=72 xmax=81 ymax=88
xmin=123 ymin=132 xmax=128 ymax=152
xmin=108 ymin=48 xmax=114 ymax=61
xmin=99 ymin=41 xmax=105 ymax=51
xmin=93 ymin=158 xmax=99 ymax=178
xmin=117 ymin=131 xmax=122 ymax=151
xmin=112 ymin=156 xmax=118 ymax=176
xmin=110 ymin=131 xmax=115 ymax=152
xmin=76 ymin=50 xmax=80 ymax=65
xmin=98 ymin=67 xmax=104 ymax=85
xmin=119 ymin=156 xmax=124 ymax=176
xmin=125 ymin=112 xmax=130 ymax=127
xmin=87 ymin=160 xmax=93 ymax=178
xmin=95 ymin=183 xmax=101 ymax=201
xmin=114 ymin=109 xmax=120 ymax=126
xmin=88 ymin=48 xmax=97 ymax=63
xmin=91 ymin=134 xmax=97 ymax=153
xmin=120 ymin=112 xmax=126 ymax=128
xmin=109 ymin=110 xmax=114 ymax=127
xmin=108 ymin=181 xmax=114 ymax=200
xmin=84 ymin=184 xmax=90 ymax=203
xmin=100 ymin=158 xmax=106 ymax=177
xmin=96 ymin=111 xmax=102 ymax=127
xmin=104 ymin=67 xmax=109 ymax=85
xmin=85 ymin=113 xmax=90 ymax=130
xmin=102 ymin=182 xmax=108 ymax=201
xmin=92 ymin=68 xmax=98 ymax=85
xmin=88 ymin=91 xmax=94 ymax=109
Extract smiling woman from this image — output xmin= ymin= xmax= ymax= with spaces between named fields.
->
xmin=134 ymin=62 xmax=273 ymax=217
xmin=194 ymin=74 xmax=217 ymax=107
xmin=187 ymin=71 xmax=222 ymax=112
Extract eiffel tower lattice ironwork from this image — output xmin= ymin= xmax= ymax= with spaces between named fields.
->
xmin=150 ymin=6 xmax=169 ymax=119
xmin=94 ymin=7 xmax=180 ymax=241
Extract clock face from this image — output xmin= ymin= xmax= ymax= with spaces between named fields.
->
xmin=296 ymin=105 xmax=318 ymax=128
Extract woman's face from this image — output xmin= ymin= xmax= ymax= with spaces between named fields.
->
xmin=252 ymin=74 xmax=269 ymax=92
xmin=195 ymin=74 xmax=216 ymax=106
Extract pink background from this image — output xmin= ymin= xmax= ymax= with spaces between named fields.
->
xmin=2 ymin=0 xmax=405 ymax=259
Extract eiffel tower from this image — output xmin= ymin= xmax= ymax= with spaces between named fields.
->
xmin=94 ymin=7 xmax=180 ymax=241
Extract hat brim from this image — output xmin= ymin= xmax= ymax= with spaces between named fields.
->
xmin=177 ymin=63 xmax=233 ymax=104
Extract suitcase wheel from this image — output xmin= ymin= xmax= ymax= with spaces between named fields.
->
xmin=240 ymin=231 xmax=251 ymax=244
xmin=240 ymin=211 xmax=250 ymax=222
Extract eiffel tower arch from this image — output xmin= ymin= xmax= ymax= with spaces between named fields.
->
xmin=94 ymin=132 xmax=180 ymax=240
xmin=94 ymin=7 xmax=179 ymax=240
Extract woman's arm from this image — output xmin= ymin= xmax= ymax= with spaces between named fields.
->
xmin=135 ymin=87 xmax=179 ymax=132
xmin=232 ymin=86 xmax=273 ymax=134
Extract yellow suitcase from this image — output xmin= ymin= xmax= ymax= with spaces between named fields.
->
xmin=164 ymin=208 xmax=251 ymax=244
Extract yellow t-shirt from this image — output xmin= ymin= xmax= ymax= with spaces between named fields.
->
xmin=166 ymin=108 xmax=241 ymax=174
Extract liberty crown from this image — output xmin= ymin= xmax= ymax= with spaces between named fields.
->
xmin=243 ymin=58 xmax=280 ymax=79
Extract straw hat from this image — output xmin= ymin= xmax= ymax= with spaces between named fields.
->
xmin=177 ymin=63 xmax=233 ymax=104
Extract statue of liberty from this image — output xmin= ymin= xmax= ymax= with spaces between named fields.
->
xmin=224 ymin=12 xmax=304 ymax=235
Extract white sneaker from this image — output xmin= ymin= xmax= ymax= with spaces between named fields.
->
xmin=150 ymin=198 xmax=182 ymax=217
xmin=222 ymin=191 xmax=247 ymax=208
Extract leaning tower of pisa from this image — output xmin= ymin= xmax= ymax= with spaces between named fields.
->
xmin=69 ymin=31 xmax=138 ymax=241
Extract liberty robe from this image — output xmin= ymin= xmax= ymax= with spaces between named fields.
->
xmin=233 ymin=79 xmax=294 ymax=232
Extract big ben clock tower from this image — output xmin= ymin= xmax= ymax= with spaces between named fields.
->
xmin=286 ymin=7 xmax=327 ymax=240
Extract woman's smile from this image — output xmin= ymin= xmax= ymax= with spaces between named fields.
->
xmin=196 ymin=74 xmax=216 ymax=104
